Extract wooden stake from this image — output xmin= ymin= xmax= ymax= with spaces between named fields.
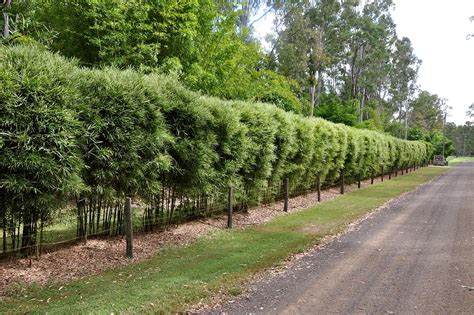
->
xmin=125 ymin=197 xmax=133 ymax=259
xmin=340 ymin=169 xmax=345 ymax=194
xmin=227 ymin=187 xmax=233 ymax=229
xmin=317 ymin=175 xmax=321 ymax=201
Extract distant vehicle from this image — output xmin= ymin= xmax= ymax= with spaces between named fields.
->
xmin=433 ymin=155 xmax=448 ymax=166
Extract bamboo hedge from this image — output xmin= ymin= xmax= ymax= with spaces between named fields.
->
xmin=0 ymin=45 xmax=432 ymax=254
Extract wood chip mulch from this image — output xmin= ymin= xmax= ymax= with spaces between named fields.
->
xmin=0 ymin=176 xmax=388 ymax=296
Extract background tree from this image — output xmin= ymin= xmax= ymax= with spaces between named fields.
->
xmin=467 ymin=103 xmax=474 ymax=119
xmin=2 ymin=0 xmax=460 ymax=154
xmin=390 ymin=37 xmax=420 ymax=138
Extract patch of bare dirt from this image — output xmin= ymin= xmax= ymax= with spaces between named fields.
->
xmin=0 ymin=175 xmax=392 ymax=296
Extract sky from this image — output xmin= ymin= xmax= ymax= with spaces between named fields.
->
xmin=253 ymin=1 xmax=474 ymax=125
xmin=392 ymin=0 xmax=474 ymax=125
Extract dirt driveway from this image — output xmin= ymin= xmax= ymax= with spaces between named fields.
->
xmin=217 ymin=163 xmax=474 ymax=313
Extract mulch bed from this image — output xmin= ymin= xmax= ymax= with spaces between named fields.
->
xmin=0 ymin=176 xmax=388 ymax=296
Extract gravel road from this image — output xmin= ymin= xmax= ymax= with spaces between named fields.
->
xmin=217 ymin=163 xmax=474 ymax=314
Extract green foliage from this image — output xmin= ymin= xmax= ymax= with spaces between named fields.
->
xmin=445 ymin=122 xmax=474 ymax=156
xmin=0 ymin=46 xmax=84 ymax=196
xmin=73 ymin=68 xmax=173 ymax=201
xmin=315 ymin=94 xmax=358 ymax=126
xmin=4 ymin=0 xmax=450 ymax=141
xmin=7 ymin=0 xmax=304 ymax=113
xmin=409 ymin=91 xmax=444 ymax=132
xmin=0 ymin=166 xmax=446 ymax=314
xmin=0 ymin=45 xmax=84 ymax=248
xmin=0 ymin=45 xmax=431 ymax=250
xmin=253 ymin=70 xmax=304 ymax=113
xmin=406 ymin=128 xmax=453 ymax=158
xmin=29 ymin=0 xmax=200 ymax=70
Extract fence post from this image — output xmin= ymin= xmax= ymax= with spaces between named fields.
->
xmin=284 ymin=177 xmax=289 ymax=212
xmin=381 ymin=166 xmax=384 ymax=182
xmin=125 ymin=197 xmax=133 ymax=259
xmin=227 ymin=187 xmax=233 ymax=229
xmin=317 ymin=175 xmax=321 ymax=202
xmin=340 ymin=169 xmax=345 ymax=194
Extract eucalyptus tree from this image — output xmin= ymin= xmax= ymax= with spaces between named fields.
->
xmin=446 ymin=122 xmax=474 ymax=156
xmin=275 ymin=0 xmax=328 ymax=116
xmin=305 ymin=0 xmax=344 ymax=110
xmin=409 ymin=91 xmax=445 ymax=133
xmin=390 ymin=37 xmax=420 ymax=137
xmin=342 ymin=0 xmax=397 ymax=122
xmin=467 ymin=16 xmax=474 ymax=40
xmin=275 ymin=2 xmax=314 ymax=88
xmin=216 ymin=0 xmax=285 ymax=29
xmin=467 ymin=103 xmax=474 ymax=119
xmin=1 ymin=0 xmax=12 ymax=39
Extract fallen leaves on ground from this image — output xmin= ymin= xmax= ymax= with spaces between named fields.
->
xmin=0 ymin=177 xmax=384 ymax=296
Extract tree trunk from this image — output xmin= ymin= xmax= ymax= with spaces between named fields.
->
xmin=350 ymin=46 xmax=359 ymax=99
xmin=404 ymin=104 xmax=409 ymax=140
xmin=10 ymin=218 xmax=16 ymax=251
xmin=398 ymin=101 xmax=403 ymax=125
xmin=309 ymin=84 xmax=315 ymax=117
xmin=360 ymin=87 xmax=366 ymax=122
xmin=39 ymin=219 xmax=44 ymax=256
xmin=21 ymin=215 xmax=33 ymax=255
xmin=2 ymin=12 xmax=10 ymax=39
xmin=316 ymin=70 xmax=322 ymax=108
xmin=2 ymin=216 xmax=6 ymax=253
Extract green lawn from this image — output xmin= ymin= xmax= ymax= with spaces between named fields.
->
xmin=447 ymin=156 xmax=474 ymax=165
xmin=0 ymin=166 xmax=447 ymax=314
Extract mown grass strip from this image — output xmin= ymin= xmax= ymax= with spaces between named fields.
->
xmin=447 ymin=156 xmax=474 ymax=165
xmin=0 ymin=167 xmax=447 ymax=314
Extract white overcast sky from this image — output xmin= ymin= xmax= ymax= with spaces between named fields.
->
xmin=253 ymin=1 xmax=474 ymax=125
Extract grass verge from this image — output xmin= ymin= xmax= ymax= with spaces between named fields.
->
xmin=447 ymin=156 xmax=474 ymax=165
xmin=0 ymin=166 xmax=447 ymax=314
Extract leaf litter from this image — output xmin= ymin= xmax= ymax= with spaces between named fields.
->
xmin=0 ymin=177 xmax=385 ymax=296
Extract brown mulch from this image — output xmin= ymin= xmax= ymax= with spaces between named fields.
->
xmin=0 ymin=175 xmax=390 ymax=296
